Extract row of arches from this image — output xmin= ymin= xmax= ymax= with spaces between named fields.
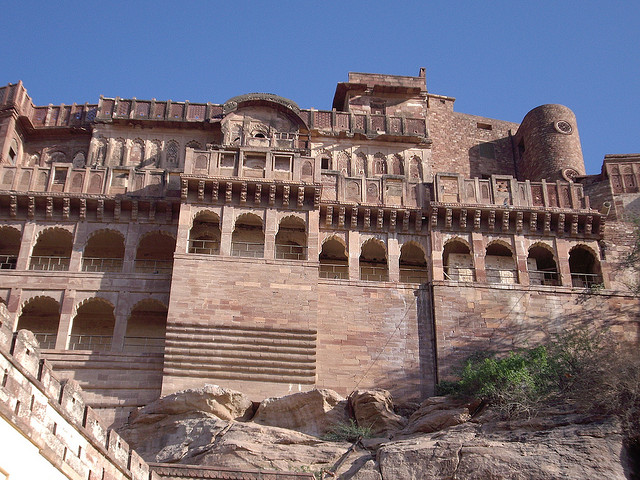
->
xmin=188 ymin=211 xmax=307 ymax=260
xmin=442 ymin=238 xmax=603 ymax=287
xmin=0 ymin=226 xmax=176 ymax=274
xmin=16 ymin=296 xmax=167 ymax=352
xmin=318 ymin=237 xmax=429 ymax=283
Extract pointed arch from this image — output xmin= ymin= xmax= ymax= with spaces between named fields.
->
xmin=0 ymin=226 xmax=21 ymax=269
xmin=569 ymin=244 xmax=603 ymax=288
xmin=17 ymin=296 xmax=61 ymax=349
xmin=319 ymin=235 xmax=348 ymax=279
xmin=189 ymin=210 xmax=221 ymax=255
xmin=443 ymin=237 xmax=474 ymax=281
xmin=360 ymin=238 xmax=388 ymax=281
xmin=485 ymin=240 xmax=517 ymax=284
xmin=399 ymin=241 xmax=428 ymax=283
xmin=232 ymin=213 xmax=264 ymax=258
xmin=527 ymin=242 xmax=559 ymax=286
xmin=276 ymin=215 xmax=307 ymax=260
xmin=124 ymin=299 xmax=167 ymax=353
xmin=82 ymin=229 xmax=125 ymax=272
xmin=135 ymin=230 xmax=175 ymax=274
xmin=69 ymin=297 xmax=115 ymax=351
xmin=30 ymin=227 xmax=73 ymax=271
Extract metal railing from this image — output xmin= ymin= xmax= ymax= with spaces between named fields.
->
xmin=529 ymin=269 xmax=560 ymax=286
xmin=0 ymin=255 xmax=17 ymax=270
xmin=33 ymin=332 xmax=57 ymax=349
xmin=360 ymin=264 xmax=389 ymax=282
xmin=571 ymin=272 xmax=604 ymax=289
xmin=399 ymin=267 xmax=429 ymax=284
xmin=68 ymin=334 xmax=112 ymax=351
xmin=275 ymin=244 xmax=307 ymax=261
xmin=231 ymin=241 xmax=264 ymax=258
xmin=123 ymin=336 xmax=165 ymax=353
xmin=444 ymin=267 xmax=476 ymax=282
xmin=486 ymin=268 xmax=518 ymax=284
xmin=188 ymin=239 xmax=220 ymax=255
xmin=319 ymin=262 xmax=349 ymax=280
xmin=29 ymin=256 xmax=71 ymax=271
xmin=82 ymin=257 xmax=123 ymax=273
xmin=134 ymin=259 xmax=173 ymax=274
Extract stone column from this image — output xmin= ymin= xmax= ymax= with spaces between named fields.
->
xmin=431 ymin=231 xmax=444 ymax=281
xmin=68 ymin=223 xmax=86 ymax=272
xmin=122 ymin=223 xmax=138 ymax=273
xmin=16 ymin=221 xmax=36 ymax=271
xmin=307 ymin=209 xmax=320 ymax=261
xmin=7 ymin=288 xmax=22 ymax=331
xmin=264 ymin=208 xmax=277 ymax=260
xmin=514 ymin=235 xmax=530 ymax=286
xmin=348 ymin=230 xmax=360 ymax=280
xmin=55 ymin=289 xmax=76 ymax=350
xmin=388 ymin=236 xmax=400 ymax=282
xmin=555 ymin=238 xmax=573 ymax=287
xmin=175 ymin=203 xmax=192 ymax=254
xmin=111 ymin=293 xmax=129 ymax=352
xmin=220 ymin=205 xmax=234 ymax=256
xmin=471 ymin=232 xmax=486 ymax=283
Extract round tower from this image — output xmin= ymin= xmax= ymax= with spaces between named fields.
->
xmin=514 ymin=104 xmax=585 ymax=182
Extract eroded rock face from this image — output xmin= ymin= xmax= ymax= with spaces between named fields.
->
xmin=400 ymin=396 xmax=473 ymax=436
xmin=348 ymin=389 xmax=407 ymax=437
xmin=252 ymin=388 xmax=349 ymax=436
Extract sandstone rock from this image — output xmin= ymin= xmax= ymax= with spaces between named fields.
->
xmin=400 ymin=395 xmax=471 ymax=435
xmin=379 ymin=417 xmax=630 ymax=480
xmin=128 ymin=384 xmax=254 ymax=424
xmin=253 ymin=388 xmax=349 ymax=436
xmin=348 ymin=390 xmax=407 ymax=437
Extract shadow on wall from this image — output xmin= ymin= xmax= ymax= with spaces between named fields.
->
xmin=469 ymin=137 xmax=515 ymax=179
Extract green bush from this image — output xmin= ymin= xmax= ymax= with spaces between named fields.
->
xmin=322 ymin=419 xmax=372 ymax=442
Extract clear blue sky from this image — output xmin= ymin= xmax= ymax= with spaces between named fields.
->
xmin=3 ymin=1 xmax=638 ymax=175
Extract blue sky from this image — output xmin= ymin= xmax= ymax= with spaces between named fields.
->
xmin=3 ymin=1 xmax=637 ymax=174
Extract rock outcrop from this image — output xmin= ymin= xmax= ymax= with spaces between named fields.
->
xmin=117 ymin=386 xmax=632 ymax=479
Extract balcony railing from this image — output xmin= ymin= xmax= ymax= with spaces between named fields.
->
xmin=571 ymin=272 xmax=604 ymax=289
xmin=486 ymin=268 xmax=518 ymax=285
xmin=33 ymin=332 xmax=57 ymax=349
xmin=134 ymin=259 xmax=173 ymax=274
xmin=360 ymin=264 xmax=389 ymax=282
xmin=275 ymin=244 xmax=307 ymax=261
xmin=82 ymin=257 xmax=123 ymax=273
xmin=399 ymin=267 xmax=429 ymax=284
xmin=529 ymin=269 xmax=560 ymax=286
xmin=29 ymin=256 xmax=70 ymax=271
xmin=444 ymin=267 xmax=476 ymax=282
xmin=319 ymin=262 xmax=349 ymax=280
xmin=231 ymin=242 xmax=265 ymax=258
xmin=0 ymin=255 xmax=17 ymax=270
xmin=188 ymin=239 xmax=220 ymax=255
xmin=123 ymin=336 xmax=165 ymax=354
xmin=68 ymin=334 xmax=112 ymax=351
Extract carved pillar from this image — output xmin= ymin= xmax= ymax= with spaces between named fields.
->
xmin=388 ymin=236 xmax=400 ymax=282
xmin=514 ymin=235 xmax=529 ymax=286
xmin=122 ymin=223 xmax=138 ymax=273
xmin=555 ymin=238 xmax=573 ymax=287
xmin=55 ymin=289 xmax=76 ymax=350
xmin=69 ymin=223 xmax=85 ymax=272
xmin=175 ymin=203 xmax=192 ymax=254
xmin=220 ymin=205 xmax=234 ymax=256
xmin=111 ymin=294 xmax=129 ymax=353
xmin=348 ymin=230 xmax=360 ymax=280
xmin=264 ymin=208 xmax=277 ymax=260
xmin=431 ymin=231 xmax=444 ymax=281
xmin=16 ymin=222 xmax=36 ymax=271
xmin=307 ymin=209 xmax=320 ymax=261
xmin=471 ymin=232 xmax=486 ymax=283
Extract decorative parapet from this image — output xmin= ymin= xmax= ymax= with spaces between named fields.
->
xmin=97 ymin=97 xmax=222 ymax=124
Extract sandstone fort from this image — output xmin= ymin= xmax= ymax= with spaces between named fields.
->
xmin=0 ymin=67 xmax=637 ymax=445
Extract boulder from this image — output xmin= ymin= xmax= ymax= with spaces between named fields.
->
xmin=253 ymin=388 xmax=349 ymax=436
xmin=400 ymin=396 xmax=471 ymax=435
xmin=127 ymin=384 xmax=254 ymax=424
xmin=348 ymin=389 xmax=407 ymax=436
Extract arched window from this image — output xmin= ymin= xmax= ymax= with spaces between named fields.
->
xmin=166 ymin=140 xmax=179 ymax=166
xmin=124 ymin=300 xmax=167 ymax=353
xmin=319 ymin=237 xmax=348 ymax=279
xmin=189 ymin=212 xmax=221 ymax=255
xmin=399 ymin=242 xmax=428 ymax=283
xmin=231 ymin=213 xmax=264 ymax=258
xmin=82 ymin=230 xmax=125 ymax=272
xmin=360 ymin=239 xmax=388 ymax=282
xmin=0 ymin=226 xmax=21 ymax=269
xmin=135 ymin=232 xmax=175 ymax=274
xmin=29 ymin=228 xmax=73 ymax=271
xmin=275 ymin=216 xmax=307 ymax=260
xmin=443 ymin=239 xmax=474 ymax=281
xmin=17 ymin=296 xmax=60 ymax=349
xmin=485 ymin=242 xmax=517 ymax=284
xmin=69 ymin=298 xmax=115 ymax=351
xmin=569 ymin=246 xmax=603 ymax=288
xmin=527 ymin=244 xmax=559 ymax=286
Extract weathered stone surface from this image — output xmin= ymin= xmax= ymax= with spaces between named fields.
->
xmin=348 ymin=389 xmax=407 ymax=437
xmin=379 ymin=417 xmax=630 ymax=480
xmin=127 ymin=384 xmax=254 ymax=424
xmin=400 ymin=395 xmax=471 ymax=435
xmin=252 ymin=389 xmax=349 ymax=436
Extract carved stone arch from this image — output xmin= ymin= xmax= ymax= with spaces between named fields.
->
xmin=186 ymin=140 xmax=204 ymax=150
xmin=166 ymin=140 xmax=180 ymax=166
xmin=321 ymin=234 xmax=347 ymax=250
xmin=192 ymin=209 xmax=221 ymax=226
xmin=138 ymin=229 xmax=177 ymax=244
xmin=391 ymin=154 xmax=404 ymax=175
xmin=128 ymin=298 xmax=168 ymax=317
xmin=48 ymin=150 xmax=67 ymax=164
xmin=72 ymin=296 xmax=115 ymax=318
xmin=130 ymin=138 xmax=145 ymax=165
xmin=400 ymin=240 xmax=428 ymax=259
xmin=35 ymin=226 xmax=74 ymax=243
xmin=360 ymin=237 xmax=388 ymax=259
xmin=316 ymin=148 xmax=333 ymax=170
xmin=409 ymin=155 xmax=422 ymax=181
xmin=234 ymin=212 xmax=264 ymax=231
xmin=249 ymin=123 xmax=270 ymax=138
xmin=277 ymin=212 xmax=306 ymax=228
xmin=373 ymin=152 xmax=387 ymax=175
xmin=336 ymin=150 xmax=351 ymax=176
xmin=110 ymin=138 xmax=125 ymax=166
xmin=528 ymin=240 xmax=555 ymax=255
xmin=485 ymin=239 xmax=515 ymax=256
xmin=18 ymin=295 xmax=60 ymax=319
xmin=568 ymin=242 xmax=600 ymax=259
xmin=354 ymin=152 xmax=368 ymax=176
xmin=443 ymin=236 xmax=472 ymax=251
xmin=84 ymin=227 xmax=126 ymax=248
xmin=72 ymin=150 xmax=86 ymax=168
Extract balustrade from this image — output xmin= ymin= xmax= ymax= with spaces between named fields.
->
xmin=231 ymin=241 xmax=265 ymax=258
xmin=81 ymin=257 xmax=123 ymax=273
xmin=29 ymin=256 xmax=70 ymax=271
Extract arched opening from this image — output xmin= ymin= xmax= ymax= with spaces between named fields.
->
xmin=0 ymin=226 xmax=21 ymax=269
xmin=189 ymin=212 xmax=221 ymax=255
xmin=360 ymin=239 xmax=388 ymax=282
xmin=29 ymin=228 xmax=73 ymax=271
xmin=528 ymin=244 xmax=559 ymax=286
xmin=231 ymin=213 xmax=264 ymax=258
xmin=135 ymin=232 xmax=175 ymax=274
xmin=319 ymin=237 xmax=348 ymax=279
xmin=17 ymin=297 xmax=60 ymax=349
xmin=569 ymin=246 xmax=603 ymax=288
xmin=399 ymin=242 xmax=428 ymax=283
xmin=82 ymin=230 xmax=125 ymax=272
xmin=443 ymin=239 xmax=474 ymax=281
xmin=485 ymin=242 xmax=517 ymax=284
xmin=275 ymin=216 xmax=307 ymax=260
xmin=69 ymin=298 xmax=115 ymax=351
xmin=124 ymin=300 xmax=167 ymax=354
